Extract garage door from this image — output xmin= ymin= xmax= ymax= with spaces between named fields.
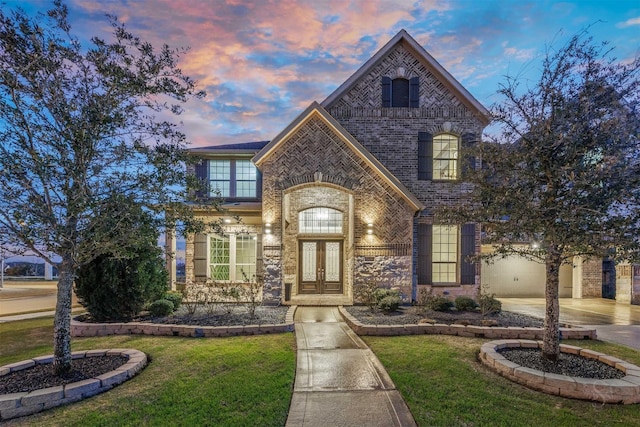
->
xmin=481 ymin=255 xmax=573 ymax=298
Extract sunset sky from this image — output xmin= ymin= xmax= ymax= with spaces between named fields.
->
xmin=11 ymin=0 xmax=640 ymax=147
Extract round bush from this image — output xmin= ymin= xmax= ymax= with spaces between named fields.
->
xmin=429 ymin=296 xmax=454 ymax=312
xmin=149 ymin=299 xmax=174 ymax=317
xmin=455 ymin=296 xmax=478 ymax=312
xmin=378 ymin=295 xmax=401 ymax=313
xmin=163 ymin=291 xmax=183 ymax=312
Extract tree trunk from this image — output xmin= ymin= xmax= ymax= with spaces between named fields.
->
xmin=542 ymin=247 xmax=562 ymax=360
xmin=53 ymin=255 xmax=74 ymax=375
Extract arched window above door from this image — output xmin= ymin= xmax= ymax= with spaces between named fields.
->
xmin=299 ymin=207 xmax=343 ymax=234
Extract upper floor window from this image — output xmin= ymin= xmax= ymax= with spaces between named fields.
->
xmin=299 ymin=207 xmax=343 ymax=234
xmin=418 ymin=132 xmax=460 ymax=181
xmin=382 ymin=76 xmax=419 ymax=108
xmin=433 ymin=134 xmax=459 ymax=180
xmin=196 ymin=159 xmax=260 ymax=200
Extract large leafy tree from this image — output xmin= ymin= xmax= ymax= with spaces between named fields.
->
xmin=0 ymin=1 xmax=206 ymax=374
xmin=444 ymin=31 xmax=640 ymax=360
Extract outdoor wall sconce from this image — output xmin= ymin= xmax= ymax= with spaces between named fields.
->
xmin=366 ymin=223 xmax=374 ymax=235
xmin=264 ymin=222 xmax=272 ymax=234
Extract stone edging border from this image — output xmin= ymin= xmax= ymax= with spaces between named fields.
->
xmin=71 ymin=306 xmax=297 ymax=338
xmin=0 ymin=349 xmax=147 ymax=421
xmin=338 ymin=306 xmax=597 ymax=340
xmin=479 ymin=340 xmax=640 ymax=404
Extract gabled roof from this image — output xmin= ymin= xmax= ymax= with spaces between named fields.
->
xmin=321 ymin=29 xmax=491 ymax=125
xmin=190 ymin=141 xmax=269 ymax=155
xmin=253 ymin=102 xmax=424 ymax=212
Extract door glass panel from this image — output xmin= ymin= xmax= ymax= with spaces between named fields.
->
xmin=325 ymin=242 xmax=340 ymax=282
xmin=302 ymin=242 xmax=317 ymax=281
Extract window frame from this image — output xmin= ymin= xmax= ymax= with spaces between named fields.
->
xmin=207 ymin=159 xmax=261 ymax=200
xmin=431 ymin=225 xmax=459 ymax=284
xmin=208 ymin=233 xmax=257 ymax=282
xmin=432 ymin=133 xmax=459 ymax=181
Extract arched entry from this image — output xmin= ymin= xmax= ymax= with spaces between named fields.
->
xmin=297 ymin=207 xmax=344 ymax=294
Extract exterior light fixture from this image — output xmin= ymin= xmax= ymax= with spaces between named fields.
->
xmin=367 ymin=223 xmax=374 ymax=235
xmin=223 ymin=218 xmax=232 ymax=224
xmin=264 ymin=222 xmax=272 ymax=234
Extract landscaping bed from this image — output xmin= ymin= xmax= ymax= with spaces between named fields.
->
xmin=345 ymin=305 xmax=545 ymax=327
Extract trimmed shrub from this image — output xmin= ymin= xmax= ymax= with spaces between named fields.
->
xmin=378 ymin=295 xmax=401 ymax=313
xmin=454 ymin=296 xmax=478 ymax=312
xmin=429 ymin=296 xmax=454 ymax=312
xmin=149 ymin=299 xmax=174 ymax=317
xmin=163 ymin=291 xmax=183 ymax=312
xmin=373 ymin=288 xmax=402 ymax=313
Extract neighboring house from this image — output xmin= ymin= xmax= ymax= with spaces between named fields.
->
xmin=166 ymin=29 xmax=634 ymax=305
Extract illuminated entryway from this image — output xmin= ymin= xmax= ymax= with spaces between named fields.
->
xmin=298 ymin=240 xmax=343 ymax=294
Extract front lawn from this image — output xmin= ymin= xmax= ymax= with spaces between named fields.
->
xmin=364 ymin=335 xmax=640 ymax=427
xmin=0 ymin=317 xmax=296 ymax=426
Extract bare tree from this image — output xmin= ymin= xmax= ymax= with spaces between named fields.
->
xmin=0 ymin=1 xmax=207 ymax=374
xmin=443 ymin=31 xmax=640 ymax=360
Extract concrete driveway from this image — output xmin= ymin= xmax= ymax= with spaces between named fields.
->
xmin=500 ymin=298 xmax=640 ymax=350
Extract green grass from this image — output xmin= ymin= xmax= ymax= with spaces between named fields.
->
xmin=0 ymin=317 xmax=296 ymax=426
xmin=363 ymin=335 xmax=640 ymax=427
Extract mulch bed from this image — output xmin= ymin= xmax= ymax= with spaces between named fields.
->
xmin=0 ymin=356 xmax=128 ymax=394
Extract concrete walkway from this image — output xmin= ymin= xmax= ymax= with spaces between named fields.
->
xmin=500 ymin=298 xmax=640 ymax=350
xmin=286 ymin=306 xmax=416 ymax=427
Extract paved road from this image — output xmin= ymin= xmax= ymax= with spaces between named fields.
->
xmin=0 ymin=281 xmax=79 ymax=317
xmin=500 ymin=298 xmax=640 ymax=350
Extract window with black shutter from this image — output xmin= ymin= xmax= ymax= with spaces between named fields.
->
xmin=418 ymin=132 xmax=432 ymax=181
xmin=382 ymin=76 xmax=419 ymax=108
xmin=417 ymin=224 xmax=432 ymax=284
xmin=460 ymin=223 xmax=476 ymax=284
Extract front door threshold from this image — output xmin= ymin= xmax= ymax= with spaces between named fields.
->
xmin=285 ymin=295 xmax=352 ymax=306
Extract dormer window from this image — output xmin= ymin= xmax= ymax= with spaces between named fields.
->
xmin=382 ymin=76 xmax=419 ymax=108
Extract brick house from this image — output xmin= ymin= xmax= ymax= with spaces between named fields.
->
xmin=166 ymin=30 xmax=491 ymax=306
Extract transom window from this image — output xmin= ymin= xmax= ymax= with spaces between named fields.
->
xmin=299 ymin=207 xmax=343 ymax=234
xmin=432 ymin=225 xmax=458 ymax=283
xmin=433 ymin=134 xmax=459 ymax=180
xmin=209 ymin=159 xmax=258 ymax=199
xmin=209 ymin=234 xmax=257 ymax=281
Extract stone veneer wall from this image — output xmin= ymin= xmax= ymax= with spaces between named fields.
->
xmin=354 ymin=256 xmax=413 ymax=301
xmin=259 ymin=114 xmax=416 ymax=302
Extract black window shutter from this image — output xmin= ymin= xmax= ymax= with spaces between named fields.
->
xmin=460 ymin=223 xmax=476 ymax=284
xmin=195 ymin=159 xmax=209 ymax=199
xmin=409 ymin=77 xmax=419 ymax=108
xmin=418 ymin=132 xmax=433 ymax=181
xmin=382 ymin=76 xmax=391 ymax=107
xmin=461 ymin=133 xmax=476 ymax=180
xmin=418 ymin=224 xmax=432 ymax=284
xmin=194 ymin=233 xmax=208 ymax=280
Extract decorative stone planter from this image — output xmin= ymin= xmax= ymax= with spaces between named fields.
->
xmin=70 ymin=306 xmax=297 ymax=338
xmin=479 ymin=340 xmax=640 ymax=404
xmin=338 ymin=307 xmax=597 ymax=340
xmin=0 ymin=349 xmax=147 ymax=421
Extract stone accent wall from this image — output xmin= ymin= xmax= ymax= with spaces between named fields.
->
xmin=354 ymin=256 xmax=412 ymax=301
